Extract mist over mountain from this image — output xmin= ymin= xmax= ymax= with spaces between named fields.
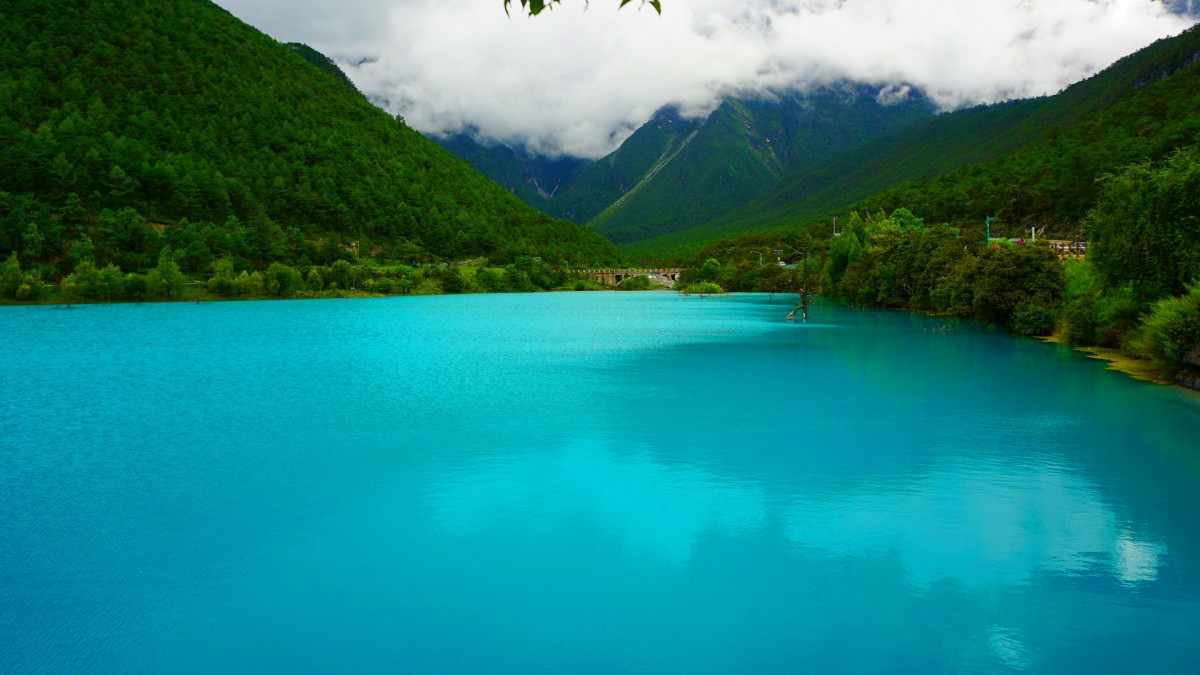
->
xmin=436 ymin=82 xmax=936 ymax=242
xmin=616 ymin=23 xmax=1200 ymax=260
xmin=219 ymin=0 xmax=1194 ymax=163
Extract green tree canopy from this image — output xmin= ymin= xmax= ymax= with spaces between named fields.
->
xmin=1085 ymin=146 xmax=1200 ymax=301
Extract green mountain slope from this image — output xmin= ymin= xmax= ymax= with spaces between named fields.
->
xmin=849 ymin=62 xmax=1200 ymax=233
xmin=622 ymin=24 xmax=1200 ymax=260
xmin=287 ymin=43 xmax=360 ymax=94
xmin=438 ymin=86 xmax=934 ymax=244
xmin=0 ymin=0 xmax=618 ymax=276
xmin=435 ymin=107 xmax=704 ymax=226
xmin=560 ymin=107 xmax=706 ymax=226
xmin=435 ymin=133 xmax=585 ymax=212
xmin=586 ymin=88 xmax=935 ymax=243
xmin=584 ymin=100 xmax=781 ymax=243
xmin=715 ymin=24 xmax=1200 ymax=232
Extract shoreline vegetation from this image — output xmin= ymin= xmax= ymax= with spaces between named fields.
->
xmin=667 ymin=198 xmax=1199 ymax=391
xmin=1040 ymin=335 xmax=1175 ymax=385
xmin=7 ymin=257 xmax=1191 ymax=394
xmin=0 ymin=277 xmax=634 ymax=307
xmin=0 ymin=252 xmax=628 ymax=306
xmin=9 ymin=265 xmax=1198 ymax=401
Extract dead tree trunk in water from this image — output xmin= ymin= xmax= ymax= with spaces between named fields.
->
xmin=781 ymin=235 xmax=817 ymax=322
xmin=785 ymin=293 xmax=808 ymax=321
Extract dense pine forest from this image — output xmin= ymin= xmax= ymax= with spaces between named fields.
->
xmin=621 ymin=25 xmax=1200 ymax=261
xmin=0 ymin=0 xmax=618 ymax=302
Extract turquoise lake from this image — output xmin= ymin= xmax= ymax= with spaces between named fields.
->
xmin=2 ymin=292 xmax=1200 ymax=672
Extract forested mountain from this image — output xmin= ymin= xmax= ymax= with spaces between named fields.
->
xmin=550 ymin=106 xmax=706 ymax=227
xmin=0 ymin=0 xmax=618 ymax=282
xmin=586 ymin=88 xmax=936 ymax=243
xmin=435 ymin=107 xmax=704 ymax=226
xmin=287 ymin=42 xmax=360 ymax=94
xmin=756 ymin=22 xmax=1200 ymax=223
xmin=848 ymin=50 xmax=1200 ymax=234
xmin=437 ymin=85 xmax=934 ymax=243
xmin=436 ymin=133 xmax=588 ymax=214
xmin=651 ymin=22 xmax=1200 ymax=379
xmin=615 ymin=24 xmax=1200 ymax=261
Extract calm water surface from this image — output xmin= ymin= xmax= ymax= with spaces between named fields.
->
xmin=2 ymin=292 xmax=1199 ymax=673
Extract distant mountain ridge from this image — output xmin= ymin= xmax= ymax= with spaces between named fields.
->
xmin=435 ymin=20 xmax=1200 ymax=258
xmin=617 ymin=22 xmax=1200 ymax=259
xmin=436 ymin=132 xmax=587 ymax=210
xmin=729 ymin=22 xmax=1200 ymax=226
xmin=435 ymin=83 xmax=936 ymax=243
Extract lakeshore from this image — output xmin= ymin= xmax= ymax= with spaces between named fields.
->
xmin=7 ymin=286 xmax=1197 ymax=394
xmin=1040 ymin=335 xmax=1177 ymax=385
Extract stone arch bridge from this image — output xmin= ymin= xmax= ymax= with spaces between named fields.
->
xmin=576 ymin=268 xmax=687 ymax=288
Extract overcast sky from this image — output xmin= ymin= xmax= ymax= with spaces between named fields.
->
xmin=213 ymin=0 xmax=1196 ymax=158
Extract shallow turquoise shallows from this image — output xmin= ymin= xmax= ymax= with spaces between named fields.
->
xmin=3 ymin=292 xmax=1200 ymax=673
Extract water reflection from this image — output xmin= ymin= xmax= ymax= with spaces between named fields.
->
xmin=782 ymin=456 xmax=1165 ymax=589
xmin=427 ymin=442 xmax=767 ymax=565
xmin=426 ymin=435 xmax=1166 ymax=593
xmin=988 ymin=626 xmax=1035 ymax=671
xmin=1114 ymin=532 xmax=1165 ymax=585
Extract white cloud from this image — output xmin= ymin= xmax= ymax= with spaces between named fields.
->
xmin=214 ymin=0 xmax=1195 ymax=157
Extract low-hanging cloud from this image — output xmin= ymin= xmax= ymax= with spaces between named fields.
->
xmin=216 ymin=0 xmax=1195 ymax=158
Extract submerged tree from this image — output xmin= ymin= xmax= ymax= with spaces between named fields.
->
xmin=779 ymin=234 xmax=823 ymax=322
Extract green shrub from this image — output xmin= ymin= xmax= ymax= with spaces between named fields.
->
xmin=1012 ymin=301 xmax=1058 ymax=336
xmin=679 ymin=282 xmax=724 ymax=296
xmin=568 ymin=278 xmax=606 ymax=291
xmin=305 ymin=268 xmax=325 ymax=292
xmin=474 ymin=268 xmax=506 ymax=293
xmin=1137 ymin=282 xmax=1200 ymax=375
xmin=1064 ymin=295 xmax=1099 ymax=346
xmin=125 ymin=273 xmax=146 ymax=300
xmin=698 ymin=258 xmax=721 ymax=281
xmin=616 ymin=275 xmax=657 ymax=291
xmin=266 ymin=262 xmax=303 ymax=297
xmin=1095 ymin=290 xmax=1144 ymax=348
xmin=1 ymin=253 xmax=22 ymax=298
